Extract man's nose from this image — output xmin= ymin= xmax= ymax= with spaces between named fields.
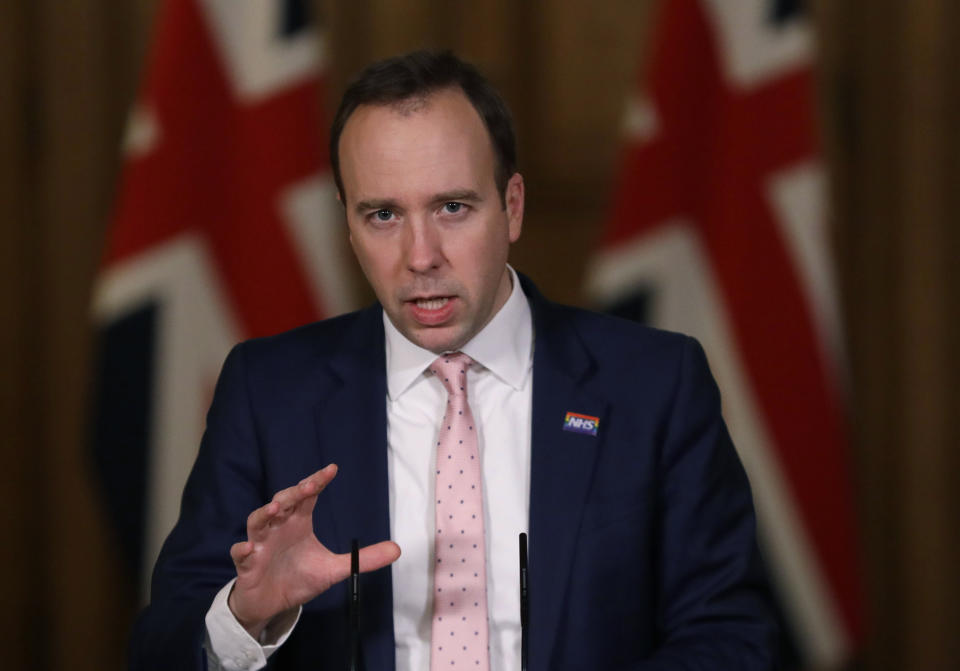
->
xmin=404 ymin=219 xmax=444 ymax=273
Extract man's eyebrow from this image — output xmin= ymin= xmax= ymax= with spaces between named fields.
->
xmin=354 ymin=198 xmax=400 ymax=214
xmin=431 ymin=190 xmax=483 ymax=205
xmin=354 ymin=191 xmax=484 ymax=214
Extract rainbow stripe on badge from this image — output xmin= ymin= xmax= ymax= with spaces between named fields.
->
xmin=563 ymin=411 xmax=599 ymax=436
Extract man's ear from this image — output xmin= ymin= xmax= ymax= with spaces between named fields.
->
xmin=505 ymin=172 xmax=524 ymax=243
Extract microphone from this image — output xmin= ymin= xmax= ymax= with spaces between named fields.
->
xmin=519 ymin=533 xmax=529 ymax=671
xmin=348 ymin=539 xmax=360 ymax=671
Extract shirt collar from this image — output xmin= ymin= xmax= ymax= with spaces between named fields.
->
xmin=384 ymin=266 xmax=533 ymax=400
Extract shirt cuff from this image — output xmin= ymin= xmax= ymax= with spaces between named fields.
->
xmin=204 ymin=578 xmax=302 ymax=671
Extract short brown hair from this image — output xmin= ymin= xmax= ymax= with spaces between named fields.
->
xmin=330 ymin=50 xmax=517 ymax=206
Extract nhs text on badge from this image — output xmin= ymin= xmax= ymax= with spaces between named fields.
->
xmin=563 ymin=412 xmax=599 ymax=437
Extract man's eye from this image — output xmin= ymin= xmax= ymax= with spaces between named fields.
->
xmin=374 ymin=209 xmax=394 ymax=222
xmin=443 ymin=202 xmax=463 ymax=214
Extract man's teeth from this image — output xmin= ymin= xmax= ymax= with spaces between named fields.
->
xmin=415 ymin=297 xmax=449 ymax=310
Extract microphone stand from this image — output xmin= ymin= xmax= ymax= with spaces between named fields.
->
xmin=348 ymin=539 xmax=360 ymax=671
xmin=519 ymin=533 xmax=529 ymax=671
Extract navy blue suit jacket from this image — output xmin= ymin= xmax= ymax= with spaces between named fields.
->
xmin=130 ymin=276 xmax=776 ymax=670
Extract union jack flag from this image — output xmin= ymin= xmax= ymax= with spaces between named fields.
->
xmin=587 ymin=0 xmax=862 ymax=665
xmin=90 ymin=0 xmax=351 ymax=595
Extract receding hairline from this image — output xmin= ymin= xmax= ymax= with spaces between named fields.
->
xmin=380 ymin=91 xmax=432 ymax=117
xmin=337 ymin=87 xmax=505 ymax=201
xmin=341 ymin=86 xmax=477 ymax=129
xmin=337 ymin=87 xmax=478 ymax=157
xmin=329 ymin=50 xmax=518 ymax=207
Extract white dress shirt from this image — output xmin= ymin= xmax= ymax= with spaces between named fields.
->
xmin=204 ymin=266 xmax=533 ymax=670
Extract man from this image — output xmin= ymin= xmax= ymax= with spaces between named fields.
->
xmin=130 ymin=51 xmax=776 ymax=670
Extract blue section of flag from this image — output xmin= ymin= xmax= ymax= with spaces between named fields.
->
xmin=770 ymin=0 xmax=805 ymax=24
xmin=281 ymin=0 xmax=311 ymax=36
xmin=603 ymin=287 xmax=654 ymax=326
xmin=90 ymin=302 xmax=157 ymax=580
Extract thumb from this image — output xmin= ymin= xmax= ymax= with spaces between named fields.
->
xmin=357 ymin=540 xmax=402 ymax=574
xmin=323 ymin=540 xmax=402 ymax=588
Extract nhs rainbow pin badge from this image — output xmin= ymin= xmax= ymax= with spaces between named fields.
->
xmin=563 ymin=411 xmax=599 ymax=437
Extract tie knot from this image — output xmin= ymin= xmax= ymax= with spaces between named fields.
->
xmin=430 ymin=352 xmax=473 ymax=399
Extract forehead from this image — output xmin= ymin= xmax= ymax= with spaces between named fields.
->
xmin=337 ymin=88 xmax=497 ymax=203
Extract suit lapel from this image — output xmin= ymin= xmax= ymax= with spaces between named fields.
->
xmin=312 ymin=306 xmax=396 ymax=671
xmin=523 ymin=279 xmax=608 ymax=671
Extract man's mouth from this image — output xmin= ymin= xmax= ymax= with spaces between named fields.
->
xmin=413 ymin=297 xmax=450 ymax=310
xmin=407 ymin=295 xmax=457 ymax=326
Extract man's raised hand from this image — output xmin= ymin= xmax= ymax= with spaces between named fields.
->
xmin=227 ymin=464 xmax=401 ymax=639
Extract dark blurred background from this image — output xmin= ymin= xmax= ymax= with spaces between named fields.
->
xmin=1 ymin=0 xmax=958 ymax=669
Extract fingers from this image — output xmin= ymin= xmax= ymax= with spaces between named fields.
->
xmin=275 ymin=464 xmax=338 ymax=508
xmin=246 ymin=501 xmax=281 ymax=541
xmin=230 ymin=540 xmax=255 ymax=570
xmin=276 ymin=464 xmax=338 ymax=513
xmin=300 ymin=463 xmax=338 ymax=491
xmin=246 ymin=464 xmax=338 ymax=541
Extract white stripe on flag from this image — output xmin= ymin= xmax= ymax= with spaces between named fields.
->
xmin=767 ymin=162 xmax=847 ymax=381
xmin=281 ymin=174 xmax=356 ymax=317
xmin=200 ymin=0 xmax=325 ymax=101
xmin=93 ymin=234 xmax=241 ymax=597
xmin=702 ymin=0 xmax=814 ymax=88
xmin=586 ymin=224 xmax=851 ymax=665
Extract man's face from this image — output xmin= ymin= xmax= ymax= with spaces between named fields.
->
xmin=339 ymin=88 xmax=523 ymax=354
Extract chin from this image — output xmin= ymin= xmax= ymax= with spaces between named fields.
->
xmin=411 ymin=328 xmax=467 ymax=355
xmin=417 ymin=338 xmax=461 ymax=355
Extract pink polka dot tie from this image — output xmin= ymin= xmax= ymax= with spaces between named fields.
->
xmin=430 ymin=353 xmax=489 ymax=671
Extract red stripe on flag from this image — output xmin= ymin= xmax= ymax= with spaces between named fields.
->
xmin=103 ymin=0 xmax=329 ymax=336
xmin=598 ymin=0 xmax=862 ymax=643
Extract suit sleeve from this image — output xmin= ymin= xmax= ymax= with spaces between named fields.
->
xmin=640 ymin=337 xmax=778 ymax=669
xmin=129 ymin=343 xmax=268 ymax=670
